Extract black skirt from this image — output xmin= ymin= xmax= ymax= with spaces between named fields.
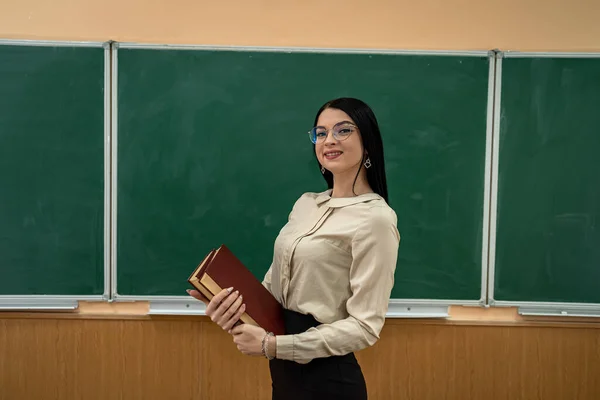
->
xmin=268 ymin=309 xmax=368 ymax=400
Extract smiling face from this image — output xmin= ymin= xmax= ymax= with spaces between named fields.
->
xmin=314 ymin=108 xmax=365 ymax=176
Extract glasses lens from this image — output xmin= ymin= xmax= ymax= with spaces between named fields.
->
xmin=333 ymin=124 xmax=354 ymax=140
xmin=310 ymin=127 xmax=328 ymax=143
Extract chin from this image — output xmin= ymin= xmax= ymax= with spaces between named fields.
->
xmin=323 ymin=164 xmax=346 ymax=175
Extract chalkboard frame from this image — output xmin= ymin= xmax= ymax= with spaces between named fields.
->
xmin=0 ymin=39 xmax=111 ymax=310
xmin=488 ymin=51 xmax=600 ymax=317
xmin=110 ymin=42 xmax=496 ymax=317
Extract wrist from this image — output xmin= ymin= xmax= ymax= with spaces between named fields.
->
xmin=261 ymin=331 xmax=276 ymax=360
xmin=267 ymin=335 xmax=277 ymax=359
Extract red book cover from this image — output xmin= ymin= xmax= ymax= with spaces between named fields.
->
xmin=188 ymin=245 xmax=285 ymax=336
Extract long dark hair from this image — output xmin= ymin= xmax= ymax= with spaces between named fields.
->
xmin=313 ymin=97 xmax=389 ymax=203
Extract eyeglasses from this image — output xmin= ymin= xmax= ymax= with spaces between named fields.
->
xmin=308 ymin=122 xmax=357 ymax=144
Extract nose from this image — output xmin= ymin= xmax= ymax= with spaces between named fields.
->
xmin=323 ymin=130 xmax=337 ymax=146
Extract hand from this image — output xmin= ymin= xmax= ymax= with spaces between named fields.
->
xmin=187 ymin=287 xmax=246 ymax=333
xmin=231 ymin=324 xmax=269 ymax=357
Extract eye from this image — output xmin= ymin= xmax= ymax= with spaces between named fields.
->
xmin=337 ymin=128 xmax=353 ymax=135
xmin=316 ymin=131 xmax=327 ymax=137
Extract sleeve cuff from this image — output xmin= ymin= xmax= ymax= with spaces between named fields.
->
xmin=275 ymin=334 xmax=295 ymax=361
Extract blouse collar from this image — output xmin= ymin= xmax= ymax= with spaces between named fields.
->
xmin=315 ymin=189 xmax=382 ymax=208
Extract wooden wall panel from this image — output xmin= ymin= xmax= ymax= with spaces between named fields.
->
xmin=0 ymin=318 xmax=206 ymax=400
xmin=360 ymin=323 xmax=600 ymax=400
xmin=201 ymin=321 xmax=272 ymax=399
xmin=0 ymin=316 xmax=599 ymax=400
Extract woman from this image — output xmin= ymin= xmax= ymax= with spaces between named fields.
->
xmin=188 ymin=97 xmax=400 ymax=399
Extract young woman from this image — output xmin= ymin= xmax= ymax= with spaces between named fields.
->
xmin=188 ymin=97 xmax=400 ymax=399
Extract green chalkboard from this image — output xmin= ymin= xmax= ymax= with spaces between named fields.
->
xmin=0 ymin=43 xmax=106 ymax=295
xmin=494 ymin=56 xmax=600 ymax=304
xmin=116 ymin=47 xmax=490 ymax=300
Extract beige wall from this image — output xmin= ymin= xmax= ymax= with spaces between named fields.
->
xmin=1 ymin=0 xmax=599 ymax=51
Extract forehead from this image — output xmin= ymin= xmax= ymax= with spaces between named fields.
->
xmin=316 ymin=108 xmax=353 ymax=127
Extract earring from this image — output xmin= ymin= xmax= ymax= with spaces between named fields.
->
xmin=321 ymin=166 xmax=325 ymax=174
xmin=364 ymin=158 xmax=372 ymax=169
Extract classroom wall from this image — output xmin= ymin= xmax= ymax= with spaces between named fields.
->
xmin=1 ymin=314 xmax=599 ymax=400
xmin=1 ymin=0 xmax=600 ymax=51
xmin=2 ymin=0 xmax=600 ymax=399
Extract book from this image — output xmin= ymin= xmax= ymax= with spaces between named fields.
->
xmin=188 ymin=244 xmax=286 ymax=336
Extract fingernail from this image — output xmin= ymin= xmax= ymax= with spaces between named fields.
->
xmin=227 ymin=287 xmax=234 ymax=293
xmin=186 ymin=289 xmax=191 ymax=294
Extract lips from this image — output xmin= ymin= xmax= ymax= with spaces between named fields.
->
xmin=324 ymin=151 xmax=342 ymax=160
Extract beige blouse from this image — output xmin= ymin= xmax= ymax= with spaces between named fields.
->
xmin=262 ymin=189 xmax=400 ymax=364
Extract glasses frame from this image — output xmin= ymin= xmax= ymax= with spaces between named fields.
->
xmin=308 ymin=121 xmax=358 ymax=144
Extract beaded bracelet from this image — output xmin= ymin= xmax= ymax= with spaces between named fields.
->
xmin=261 ymin=331 xmax=275 ymax=360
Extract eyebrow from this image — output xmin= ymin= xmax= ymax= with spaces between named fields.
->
xmin=315 ymin=120 xmax=355 ymax=128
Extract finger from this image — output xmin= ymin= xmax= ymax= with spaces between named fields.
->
xmin=219 ymin=296 xmax=244 ymax=331
xmin=186 ymin=289 xmax=208 ymax=304
xmin=222 ymin=299 xmax=244 ymax=332
xmin=213 ymin=290 xmax=240 ymax=325
xmin=205 ymin=287 xmax=234 ymax=316
xmin=209 ymin=291 xmax=240 ymax=328
xmin=231 ymin=323 xmax=245 ymax=336
xmin=224 ymin=303 xmax=246 ymax=333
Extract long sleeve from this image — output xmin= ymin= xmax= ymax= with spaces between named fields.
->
xmin=261 ymin=193 xmax=308 ymax=298
xmin=275 ymin=205 xmax=400 ymax=364
xmin=261 ymin=264 xmax=273 ymax=294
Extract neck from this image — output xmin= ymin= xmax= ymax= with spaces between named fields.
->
xmin=331 ymin=167 xmax=373 ymax=198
